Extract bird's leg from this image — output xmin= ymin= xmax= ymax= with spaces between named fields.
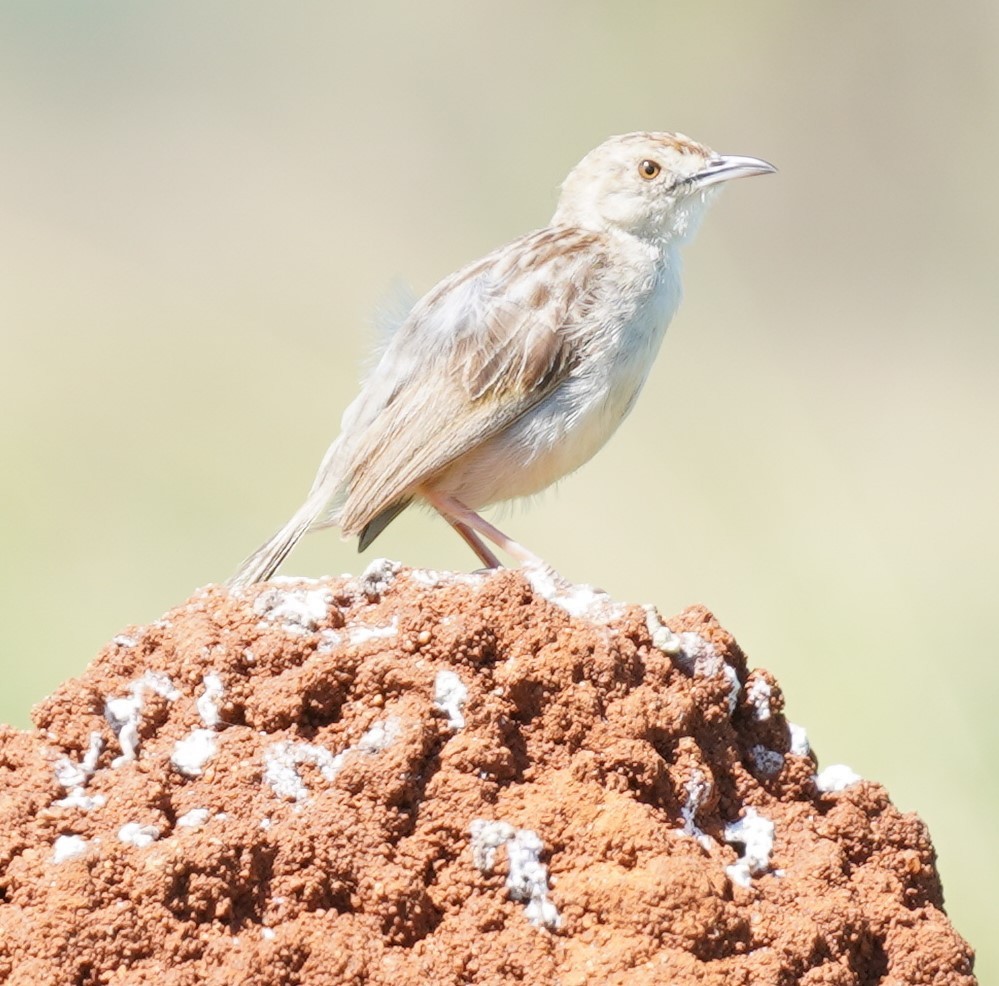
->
xmin=447 ymin=519 xmax=502 ymax=569
xmin=420 ymin=488 xmax=545 ymax=568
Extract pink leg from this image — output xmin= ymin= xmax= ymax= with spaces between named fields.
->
xmin=420 ymin=488 xmax=545 ymax=567
xmin=448 ymin=519 xmax=502 ymax=569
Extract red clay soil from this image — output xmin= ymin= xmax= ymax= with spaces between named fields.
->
xmin=0 ymin=563 xmax=976 ymax=985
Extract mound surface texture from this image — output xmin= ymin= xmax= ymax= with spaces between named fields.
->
xmin=0 ymin=563 xmax=976 ymax=984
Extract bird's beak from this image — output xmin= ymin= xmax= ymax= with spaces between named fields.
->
xmin=688 ymin=154 xmax=777 ymax=189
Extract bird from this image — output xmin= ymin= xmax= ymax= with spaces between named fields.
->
xmin=228 ymin=131 xmax=775 ymax=587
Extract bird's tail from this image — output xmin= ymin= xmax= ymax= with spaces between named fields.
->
xmin=226 ymin=439 xmax=345 ymax=588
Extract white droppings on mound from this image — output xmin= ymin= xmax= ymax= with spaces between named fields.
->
xmin=788 ymin=722 xmax=811 ymax=757
xmin=171 ymin=729 xmax=219 ymax=777
xmin=52 ymin=834 xmax=89 ymax=864
xmin=354 ymin=717 xmax=402 ymax=754
xmin=54 ymin=789 xmax=107 ymax=811
xmin=524 ymin=563 xmax=625 ymax=622
xmin=104 ymin=672 xmax=180 ymax=767
xmin=347 ymin=616 xmax=399 ymax=646
xmin=262 ymin=741 xmax=341 ymax=802
xmin=117 ymin=822 xmax=160 ymax=848
xmin=253 ymin=584 xmax=332 ymax=634
xmin=469 ymin=819 xmax=561 ymax=930
xmin=176 ymin=808 xmax=211 ymax=829
xmin=746 ymin=676 xmax=773 ymax=721
xmin=262 ymin=718 xmax=403 ymax=802
xmin=724 ymin=807 xmax=776 ymax=887
xmin=679 ymin=768 xmax=715 ymax=850
xmin=197 ymin=673 xmax=225 ymax=727
xmin=815 ymin=763 xmax=861 ymax=793
xmin=359 ymin=557 xmax=402 ymax=599
xmin=675 ymin=632 xmax=741 ymax=714
xmin=53 ymin=730 xmax=103 ymax=790
xmin=434 ymin=670 xmax=468 ymax=730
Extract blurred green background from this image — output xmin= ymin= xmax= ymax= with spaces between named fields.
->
xmin=2 ymin=0 xmax=995 ymax=974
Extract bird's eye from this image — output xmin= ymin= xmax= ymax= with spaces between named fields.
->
xmin=638 ymin=159 xmax=662 ymax=180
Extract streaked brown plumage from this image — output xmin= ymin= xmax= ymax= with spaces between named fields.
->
xmin=228 ymin=132 xmax=774 ymax=586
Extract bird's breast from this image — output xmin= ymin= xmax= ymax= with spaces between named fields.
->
xmin=435 ymin=248 xmax=682 ymax=508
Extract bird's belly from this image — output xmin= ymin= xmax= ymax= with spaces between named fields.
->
xmin=434 ymin=309 xmax=670 ymax=508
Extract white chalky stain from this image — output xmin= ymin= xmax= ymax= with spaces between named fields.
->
xmin=105 ymin=672 xmax=180 ymax=767
xmin=197 ymin=673 xmax=224 ymax=727
xmin=746 ymin=677 xmax=773 ymax=721
xmin=253 ymin=585 xmax=332 ymax=634
xmin=788 ymin=722 xmax=811 ymax=756
xmin=434 ymin=670 xmax=468 ymax=730
xmin=674 ymin=632 xmax=740 ymax=713
xmin=52 ymin=834 xmax=89 ymax=864
xmin=679 ymin=769 xmax=714 ymax=849
xmin=524 ymin=563 xmax=624 ymax=622
xmin=171 ymin=729 xmax=219 ymax=777
xmin=177 ymin=808 xmax=211 ymax=829
xmin=54 ymin=731 xmax=104 ymax=791
xmin=347 ymin=617 xmax=399 ymax=645
xmin=815 ymin=764 xmax=861 ymax=793
xmin=118 ymin=822 xmax=160 ymax=848
xmin=54 ymin=790 xmax=106 ymax=811
xmin=470 ymin=819 xmax=561 ymax=930
xmin=724 ymin=808 xmax=776 ymax=887
xmin=263 ymin=718 xmax=402 ymax=802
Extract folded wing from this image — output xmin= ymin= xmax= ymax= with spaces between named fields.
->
xmin=334 ymin=225 xmax=608 ymax=535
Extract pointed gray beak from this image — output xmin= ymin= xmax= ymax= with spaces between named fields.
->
xmin=688 ymin=154 xmax=777 ymax=189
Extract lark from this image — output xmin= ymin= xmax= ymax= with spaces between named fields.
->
xmin=229 ymin=132 xmax=775 ymax=586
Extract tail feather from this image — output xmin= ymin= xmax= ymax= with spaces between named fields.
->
xmin=227 ymin=438 xmax=347 ymax=588
xmin=226 ymin=486 xmax=333 ymax=588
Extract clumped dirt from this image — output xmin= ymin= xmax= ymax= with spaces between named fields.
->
xmin=0 ymin=563 xmax=976 ymax=984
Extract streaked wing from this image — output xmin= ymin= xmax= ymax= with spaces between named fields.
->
xmin=334 ymin=225 xmax=607 ymax=534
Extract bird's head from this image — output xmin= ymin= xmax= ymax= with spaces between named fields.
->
xmin=553 ymin=131 xmax=775 ymax=243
